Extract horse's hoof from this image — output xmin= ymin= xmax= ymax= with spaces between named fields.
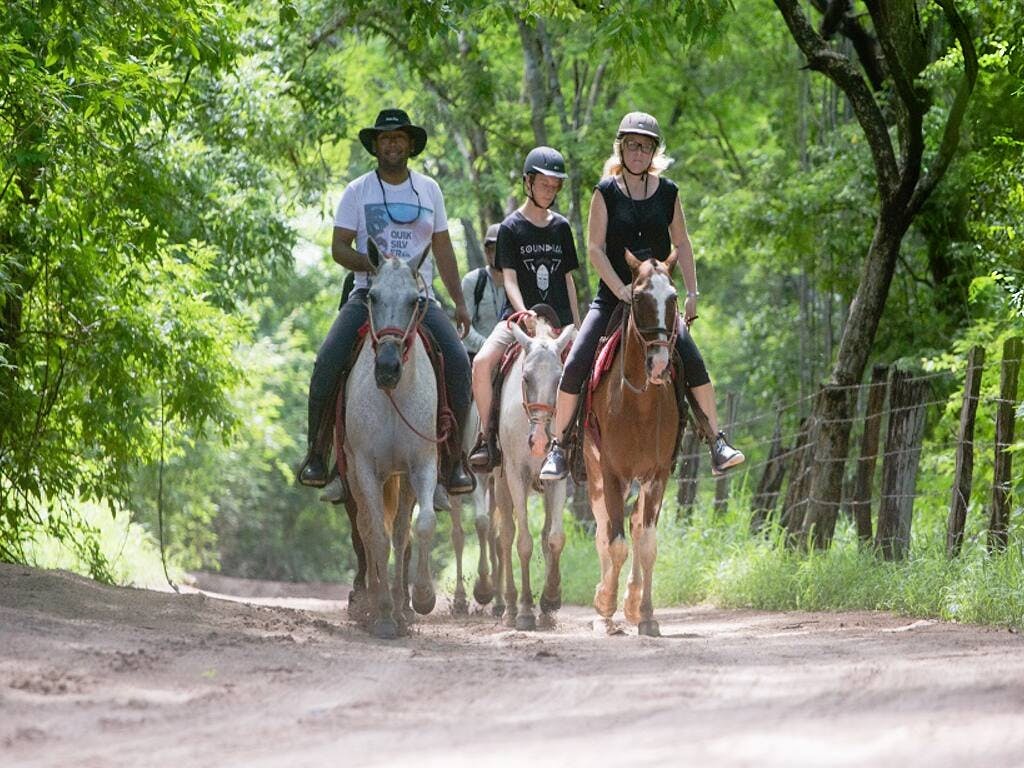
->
xmin=540 ymin=593 xmax=561 ymax=613
xmin=347 ymin=590 xmax=370 ymax=621
xmin=412 ymin=586 xmax=436 ymax=615
xmin=538 ymin=612 xmax=557 ymax=630
xmin=638 ymin=619 xmax=661 ymax=637
xmin=451 ymin=596 xmax=469 ymax=616
xmin=373 ymin=618 xmax=398 ymax=640
xmin=473 ymin=579 xmax=494 ymax=606
xmin=593 ymin=617 xmax=625 ymax=636
xmin=503 ymin=611 xmax=518 ymax=628
xmin=515 ymin=613 xmax=537 ymax=632
xmin=492 ymin=603 xmax=506 ymax=619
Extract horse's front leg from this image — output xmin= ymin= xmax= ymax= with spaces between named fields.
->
xmin=634 ymin=479 xmax=667 ymax=638
xmin=449 ymin=490 xmax=469 ymax=615
xmin=494 ymin=472 xmax=517 ymax=625
xmin=539 ymin=476 xmax=568 ymax=628
xmin=344 ymin=497 xmax=368 ymax=618
xmin=587 ymin=445 xmax=628 ymax=633
xmin=352 ymin=462 xmax=396 ymax=639
xmin=409 ymin=462 xmax=437 ymax=615
xmin=510 ymin=469 xmax=536 ymax=631
xmin=389 ymin=479 xmax=413 ymax=634
xmin=473 ymin=474 xmax=495 ymax=606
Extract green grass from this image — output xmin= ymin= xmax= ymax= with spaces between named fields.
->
xmin=439 ymin=490 xmax=1024 ymax=629
xmin=21 ymin=500 xmax=184 ymax=588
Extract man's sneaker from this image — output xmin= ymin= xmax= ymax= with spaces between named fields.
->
xmin=710 ymin=431 xmax=744 ymax=476
xmin=298 ymin=450 xmax=329 ymax=487
xmin=539 ymin=440 xmax=568 ymax=481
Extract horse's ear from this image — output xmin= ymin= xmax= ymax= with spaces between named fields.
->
xmin=663 ymin=250 xmax=678 ymax=273
xmin=510 ymin=321 xmax=532 ymax=349
xmin=413 ymin=245 xmax=431 ymax=274
xmin=624 ymin=248 xmax=642 ymax=273
xmin=367 ymin=239 xmax=381 ymax=274
xmin=555 ymin=325 xmax=576 ymax=356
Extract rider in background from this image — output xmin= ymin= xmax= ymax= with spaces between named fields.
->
xmin=468 ymin=147 xmax=581 ymax=472
xmin=539 ymin=112 xmax=744 ymax=480
xmin=297 ymin=108 xmax=475 ymax=500
xmin=461 ymin=223 xmax=507 ymax=364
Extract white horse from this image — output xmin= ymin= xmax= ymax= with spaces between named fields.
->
xmin=345 ymin=244 xmax=438 ymax=639
xmin=493 ymin=318 xmax=576 ymax=630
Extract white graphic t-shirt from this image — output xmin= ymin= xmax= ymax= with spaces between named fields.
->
xmin=334 ymin=169 xmax=448 ymax=294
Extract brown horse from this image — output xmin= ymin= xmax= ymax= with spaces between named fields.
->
xmin=584 ymin=249 xmax=680 ymax=637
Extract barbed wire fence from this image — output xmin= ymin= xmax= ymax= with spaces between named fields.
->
xmin=671 ymin=338 xmax=1023 ymax=559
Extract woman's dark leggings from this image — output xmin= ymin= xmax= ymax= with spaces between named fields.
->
xmin=559 ymin=297 xmax=711 ymax=395
xmin=307 ymin=289 xmax=471 ymax=446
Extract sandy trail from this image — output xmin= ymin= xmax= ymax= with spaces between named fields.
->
xmin=2 ymin=563 xmax=1022 ymax=767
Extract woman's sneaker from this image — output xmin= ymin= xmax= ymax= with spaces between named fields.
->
xmin=539 ymin=440 xmax=568 ymax=481
xmin=710 ymin=431 xmax=744 ymax=476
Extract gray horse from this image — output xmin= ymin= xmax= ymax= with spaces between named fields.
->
xmin=493 ymin=318 xmax=575 ymax=630
xmin=344 ymin=245 xmax=438 ymax=639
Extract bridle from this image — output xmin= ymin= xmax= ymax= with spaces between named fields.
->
xmin=621 ymin=282 xmax=679 ymax=395
xmin=365 ymin=270 xmax=430 ymax=362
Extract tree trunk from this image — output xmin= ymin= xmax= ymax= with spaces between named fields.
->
xmin=875 ymin=368 xmax=930 ymax=561
xmin=946 ymin=346 xmax=985 ymax=556
xmin=774 ymin=0 xmax=978 ymax=549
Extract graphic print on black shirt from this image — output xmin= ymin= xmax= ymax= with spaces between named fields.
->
xmin=494 ymin=210 xmax=579 ymax=327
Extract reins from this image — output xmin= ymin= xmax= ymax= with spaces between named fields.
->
xmin=366 ymin=270 xmax=453 ymax=445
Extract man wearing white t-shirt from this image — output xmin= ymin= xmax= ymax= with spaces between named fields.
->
xmin=298 ymin=109 xmax=475 ymax=498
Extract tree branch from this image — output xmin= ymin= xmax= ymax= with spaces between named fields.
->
xmin=909 ymin=0 xmax=979 ymax=215
xmin=774 ymin=0 xmax=899 ymax=196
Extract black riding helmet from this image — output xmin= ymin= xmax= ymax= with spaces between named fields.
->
xmin=523 ymin=146 xmax=569 ymax=179
xmin=523 ymin=146 xmax=568 ymax=210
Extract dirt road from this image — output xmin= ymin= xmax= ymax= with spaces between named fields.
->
xmin=2 ymin=563 xmax=1023 ymax=767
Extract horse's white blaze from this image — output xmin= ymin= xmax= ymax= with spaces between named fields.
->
xmin=647 ymin=272 xmax=675 ymax=381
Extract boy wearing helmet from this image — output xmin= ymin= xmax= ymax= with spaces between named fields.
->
xmin=468 ymin=147 xmax=581 ymax=471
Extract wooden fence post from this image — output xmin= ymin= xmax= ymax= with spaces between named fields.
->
xmin=714 ymin=392 xmax=739 ymax=516
xmin=875 ymin=368 xmax=930 ymax=561
xmin=946 ymin=346 xmax=985 ymax=557
xmin=781 ymin=417 xmax=812 ymax=546
xmin=750 ymin=406 xmax=787 ymax=536
xmin=988 ymin=337 xmax=1022 ymax=553
xmin=675 ymin=418 xmax=701 ymax=520
xmin=851 ymin=364 xmax=889 ymax=545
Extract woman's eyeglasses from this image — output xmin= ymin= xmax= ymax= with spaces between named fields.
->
xmin=622 ymin=138 xmax=656 ymax=154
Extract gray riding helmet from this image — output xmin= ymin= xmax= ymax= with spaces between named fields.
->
xmin=617 ymin=112 xmax=662 ymax=144
xmin=523 ymin=146 xmax=568 ymax=178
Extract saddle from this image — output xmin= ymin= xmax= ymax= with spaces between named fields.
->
xmin=332 ymin=322 xmax=458 ymax=481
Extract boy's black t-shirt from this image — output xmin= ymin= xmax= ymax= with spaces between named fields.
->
xmin=494 ymin=209 xmax=579 ymax=327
